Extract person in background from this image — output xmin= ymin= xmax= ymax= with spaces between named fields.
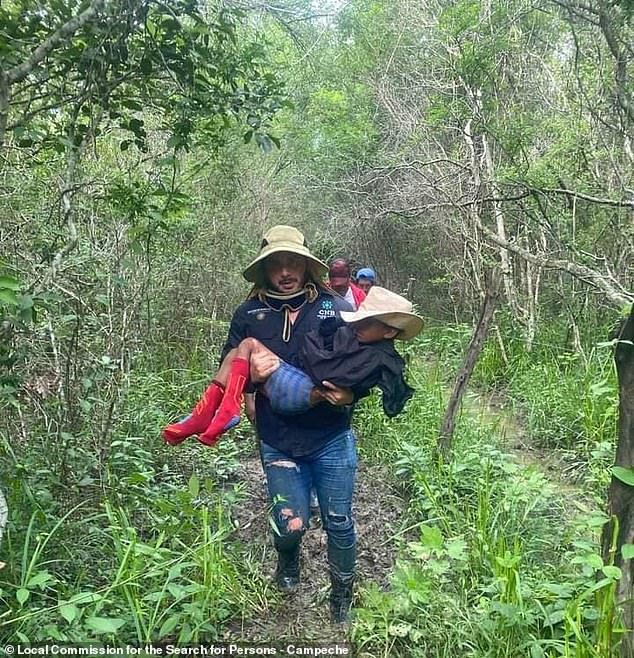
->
xmin=355 ymin=267 xmax=376 ymax=294
xmin=327 ymin=259 xmax=366 ymax=310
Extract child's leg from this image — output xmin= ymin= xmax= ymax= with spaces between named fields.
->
xmin=161 ymin=349 xmax=237 ymax=445
xmin=198 ymin=338 xmax=279 ymax=446
xmin=262 ymin=362 xmax=320 ymax=415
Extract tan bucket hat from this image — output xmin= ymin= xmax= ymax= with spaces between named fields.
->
xmin=340 ymin=286 xmax=423 ymax=340
xmin=243 ymin=225 xmax=328 ymax=284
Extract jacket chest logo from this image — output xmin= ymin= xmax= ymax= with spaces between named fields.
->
xmin=318 ymin=299 xmax=335 ymax=319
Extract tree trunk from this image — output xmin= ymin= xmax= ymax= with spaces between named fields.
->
xmin=437 ymin=268 xmax=502 ymax=458
xmin=603 ymin=304 xmax=634 ymax=657
xmin=0 ymin=71 xmax=9 ymax=151
xmin=482 ymin=132 xmax=523 ymax=320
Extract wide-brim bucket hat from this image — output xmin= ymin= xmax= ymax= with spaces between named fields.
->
xmin=243 ymin=225 xmax=328 ymax=285
xmin=340 ymin=286 xmax=423 ymax=341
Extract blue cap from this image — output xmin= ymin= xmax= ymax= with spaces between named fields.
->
xmin=356 ymin=267 xmax=376 ymax=282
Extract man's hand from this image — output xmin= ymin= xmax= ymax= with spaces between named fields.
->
xmin=249 ymin=350 xmax=280 ymax=383
xmin=318 ymin=380 xmax=354 ymax=406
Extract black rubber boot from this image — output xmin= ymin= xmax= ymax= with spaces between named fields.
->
xmin=275 ymin=546 xmax=300 ymax=593
xmin=330 ymin=576 xmax=354 ymax=623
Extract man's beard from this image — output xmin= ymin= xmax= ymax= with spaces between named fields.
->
xmin=271 ymin=277 xmax=304 ymax=294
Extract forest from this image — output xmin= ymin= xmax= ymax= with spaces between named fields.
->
xmin=1 ymin=0 xmax=633 ymax=655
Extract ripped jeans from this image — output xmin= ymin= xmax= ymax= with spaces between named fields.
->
xmin=260 ymin=430 xmax=357 ymax=583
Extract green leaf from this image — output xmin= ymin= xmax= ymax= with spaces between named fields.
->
xmin=188 ymin=474 xmax=199 ymax=498
xmin=133 ymin=541 xmax=159 ymax=556
xmin=420 ymin=525 xmax=444 ymax=550
xmin=590 ymin=381 xmax=612 ymax=397
xmin=59 ymin=602 xmax=79 ymax=623
xmin=622 ymin=544 xmax=634 ymax=560
xmin=27 ymin=570 xmax=52 ymax=588
xmin=159 ymin=615 xmax=180 ymax=638
xmin=180 ymin=621 xmax=192 ymax=643
xmin=128 ymin=471 xmax=149 ymax=485
xmin=168 ymin=564 xmax=183 ymax=580
xmin=84 ymin=617 xmax=126 ymax=634
xmin=0 ymin=276 xmax=20 ymax=290
xmin=580 ymin=577 xmax=614 ymax=600
xmin=530 ymin=642 xmax=546 ymax=658
xmin=168 ymin=583 xmax=186 ymax=599
xmin=602 ymin=565 xmax=622 ymax=579
xmin=571 ymin=552 xmax=604 ymax=569
xmin=16 ymin=588 xmax=30 ymax=604
xmin=585 ymin=514 xmax=611 ymax=528
xmin=142 ymin=591 xmax=165 ymax=602
xmin=612 ymin=466 xmax=634 ymax=486
xmin=543 ymin=609 xmax=566 ymax=627
xmin=69 ymin=591 xmax=102 ymax=605
xmin=0 ymin=289 xmax=18 ymax=306
xmin=446 ymin=537 xmax=468 ymax=561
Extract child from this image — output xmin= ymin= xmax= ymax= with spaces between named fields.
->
xmin=162 ymin=286 xmax=423 ymax=447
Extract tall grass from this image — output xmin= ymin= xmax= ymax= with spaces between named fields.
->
xmin=0 ymin=330 xmax=269 ymax=644
xmin=351 ymin=336 xmax=622 ymax=658
xmin=473 ymin=319 xmax=618 ymax=458
xmin=418 ymin=316 xmax=618 ymax=497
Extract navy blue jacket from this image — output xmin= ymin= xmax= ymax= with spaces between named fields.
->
xmin=300 ymin=321 xmax=414 ymax=418
xmin=221 ymin=289 xmax=353 ymax=457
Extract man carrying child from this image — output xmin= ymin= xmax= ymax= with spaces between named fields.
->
xmin=162 ymin=225 xmax=422 ymax=623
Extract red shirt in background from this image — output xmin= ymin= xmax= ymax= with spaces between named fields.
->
xmin=326 ymin=279 xmax=366 ymax=310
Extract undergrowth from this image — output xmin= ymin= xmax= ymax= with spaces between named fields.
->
xmin=0 ymin=329 xmax=271 ymax=643
xmin=350 ymin=330 xmax=622 ymax=658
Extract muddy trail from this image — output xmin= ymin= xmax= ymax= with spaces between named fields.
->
xmin=222 ymin=453 xmax=405 ymax=644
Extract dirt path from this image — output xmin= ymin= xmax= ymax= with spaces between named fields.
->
xmin=222 ymin=453 xmax=405 ymax=643
xmin=468 ymin=391 xmax=595 ymax=512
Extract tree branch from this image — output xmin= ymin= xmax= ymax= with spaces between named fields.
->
xmin=597 ymin=2 xmax=634 ymax=125
xmin=474 ymin=217 xmax=633 ymax=307
xmin=0 ymin=72 xmax=8 ymax=150
xmin=533 ymin=186 xmax=634 ymax=208
xmin=6 ymin=0 xmax=105 ymax=86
